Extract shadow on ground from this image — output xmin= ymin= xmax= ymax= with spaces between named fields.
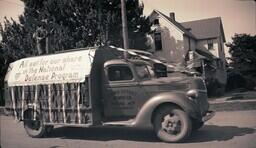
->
xmin=48 ymin=126 xmax=159 ymax=142
xmin=188 ymin=125 xmax=255 ymax=143
xmin=47 ymin=125 xmax=255 ymax=143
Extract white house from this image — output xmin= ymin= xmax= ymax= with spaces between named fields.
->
xmin=148 ymin=10 xmax=227 ymax=95
xmin=181 ymin=17 xmax=226 ymax=62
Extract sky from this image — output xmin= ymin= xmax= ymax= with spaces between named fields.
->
xmin=0 ymin=0 xmax=24 ymax=23
xmin=0 ymin=0 xmax=255 ymax=56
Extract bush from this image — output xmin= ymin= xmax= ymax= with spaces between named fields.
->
xmin=206 ymin=78 xmax=225 ymax=97
xmin=226 ymin=71 xmax=255 ymax=92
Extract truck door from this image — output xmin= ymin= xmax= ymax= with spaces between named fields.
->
xmin=102 ymin=64 xmax=142 ymax=118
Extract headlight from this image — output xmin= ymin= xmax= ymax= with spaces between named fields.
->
xmin=186 ymin=89 xmax=198 ymax=99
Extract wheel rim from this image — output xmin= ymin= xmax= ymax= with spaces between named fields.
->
xmin=161 ymin=113 xmax=182 ymax=135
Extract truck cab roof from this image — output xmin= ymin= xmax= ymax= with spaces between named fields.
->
xmin=104 ymin=59 xmax=150 ymax=68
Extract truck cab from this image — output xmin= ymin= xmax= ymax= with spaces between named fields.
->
xmin=4 ymin=46 xmax=214 ymax=142
xmin=100 ymin=58 xmax=213 ymax=142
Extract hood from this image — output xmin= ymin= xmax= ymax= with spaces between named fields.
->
xmin=141 ymin=72 xmax=190 ymax=92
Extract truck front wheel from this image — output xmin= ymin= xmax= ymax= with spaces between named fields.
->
xmin=24 ymin=113 xmax=52 ymax=138
xmin=153 ymin=106 xmax=192 ymax=142
xmin=192 ymin=120 xmax=204 ymax=131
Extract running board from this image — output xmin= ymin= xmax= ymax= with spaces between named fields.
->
xmin=103 ymin=119 xmax=136 ymax=127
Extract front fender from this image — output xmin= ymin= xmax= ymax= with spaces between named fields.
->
xmin=132 ymin=92 xmax=201 ymax=128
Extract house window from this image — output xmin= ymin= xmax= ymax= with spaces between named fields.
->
xmin=207 ymin=40 xmax=213 ymax=50
xmin=153 ymin=19 xmax=159 ymax=25
xmin=208 ymin=43 xmax=213 ymax=50
xmin=154 ymin=32 xmax=162 ymax=51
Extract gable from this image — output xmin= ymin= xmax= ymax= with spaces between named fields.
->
xmin=149 ymin=10 xmax=196 ymax=39
xmin=181 ymin=17 xmax=226 ymax=42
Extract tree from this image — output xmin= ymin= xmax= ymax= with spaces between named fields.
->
xmin=0 ymin=39 xmax=5 ymax=106
xmin=0 ymin=19 xmax=26 ymax=105
xmin=226 ymin=34 xmax=256 ymax=89
xmin=100 ymin=0 xmax=150 ymax=49
xmin=17 ymin=0 xmax=101 ymax=53
xmin=1 ymin=0 xmax=150 ymax=56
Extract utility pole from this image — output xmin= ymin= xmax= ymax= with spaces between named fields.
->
xmin=97 ymin=0 xmax=103 ymax=45
xmin=121 ymin=0 xmax=129 ymax=58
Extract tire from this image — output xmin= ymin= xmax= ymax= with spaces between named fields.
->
xmin=192 ymin=121 xmax=204 ymax=131
xmin=153 ymin=106 xmax=192 ymax=142
xmin=45 ymin=125 xmax=54 ymax=135
xmin=24 ymin=113 xmax=48 ymax=138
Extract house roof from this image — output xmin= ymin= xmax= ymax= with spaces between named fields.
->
xmin=152 ymin=10 xmax=196 ymax=39
xmin=181 ymin=17 xmax=226 ymax=42
xmin=195 ymin=48 xmax=217 ymax=60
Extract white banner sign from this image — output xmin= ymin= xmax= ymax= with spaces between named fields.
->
xmin=6 ymin=49 xmax=96 ymax=86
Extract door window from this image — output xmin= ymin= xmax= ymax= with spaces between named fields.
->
xmin=135 ymin=64 xmax=150 ymax=80
xmin=108 ymin=66 xmax=133 ymax=81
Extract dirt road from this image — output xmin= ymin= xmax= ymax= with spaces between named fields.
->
xmin=1 ymin=110 xmax=256 ymax=148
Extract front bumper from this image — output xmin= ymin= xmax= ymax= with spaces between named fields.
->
xmin=202 ymin=111 xmax=215 ymax=122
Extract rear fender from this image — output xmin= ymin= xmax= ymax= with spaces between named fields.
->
xmin=132 ymin=92 xmax=200 ymax=128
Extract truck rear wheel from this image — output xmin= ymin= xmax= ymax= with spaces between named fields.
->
xmin=24 ymin=113 xmax=52 ymax=138
xmin=153 ymin=106 xmax=192 ymax=142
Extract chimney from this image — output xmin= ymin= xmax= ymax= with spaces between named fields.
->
xmin=169 ymin=12 xmax=175 ymax=21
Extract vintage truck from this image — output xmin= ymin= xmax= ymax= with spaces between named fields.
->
xmin=4 ymin=46 xmax=214 ymax=142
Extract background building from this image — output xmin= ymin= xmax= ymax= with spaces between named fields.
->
xmin=148 ymin=10 xmax=227 ymax=96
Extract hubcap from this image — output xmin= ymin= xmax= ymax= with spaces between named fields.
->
xmin=161 ymin=114 xmax=181 ymax=135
